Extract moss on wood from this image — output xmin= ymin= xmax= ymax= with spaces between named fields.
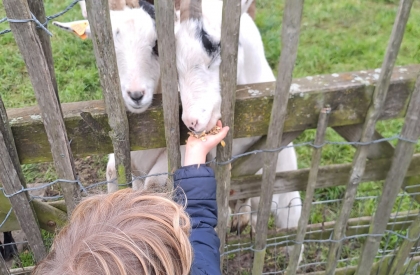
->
xmin=6 ymin=65 xmax=419 ymax=164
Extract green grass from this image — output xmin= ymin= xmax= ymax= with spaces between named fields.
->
xmin=1 ymin=0 xmax=420 ymax=272
xmin=0 ymin=1 xmax=100 ymax=109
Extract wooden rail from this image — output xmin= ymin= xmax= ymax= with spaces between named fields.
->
xmin=3 ymin=151 xmax=420 ymax=233
xmin=225 ymin=210 xmax=420 ymax=252
xmin=6 ymin=65 xmax=418 ymax=164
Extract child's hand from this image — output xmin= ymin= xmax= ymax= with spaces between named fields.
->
xmin=184 ymin=120 xmax=229 ymax=166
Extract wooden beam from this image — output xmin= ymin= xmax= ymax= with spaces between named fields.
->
xmin=2 ymin=152 xmax=420 ymax=233
xmin=27 ymin=0 xmax=59 ymax=100
xmin=225 ymin=210 xmax=419 ymax=252
xmin=286 ymin=107 xmax=330 ymax=274
xmin=0 ymin=255 xmax=10 ymax=275
xmin=229 ymin=153 xmax=420 ymax=200
xmin=85 ymin=0 xmax=132 ymax=188
xmin=6 ymin=65 xmax=418 ymax=164
xmin=3 ymin=0 xmax=80 ymax=214
xmin=252 ymin=0 xmax=304 ymax=272
xmin=230 ymin=131 xmax=303 ymax=178
xmin=333 ymin=124 xmax=395 ymax=159
xmin=355 ymin=61 xmax=420 ymax=275
xmin=325 ymin=0 xmax=414 ymax=271
xmin=216 ymin=0 xmax=242 ymax=257
xmin=0 ymin=194 xmax=68 ymax=233
xmin=334 ymin=124 xmax=420 ymax=205
xmin=0 ymin=115 xmax=47 ymax=262
xmin=155 ymin=0 xmax=181 ymax=174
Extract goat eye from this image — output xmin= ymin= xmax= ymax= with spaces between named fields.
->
xmin=116 ymin=29 xmax=120 ymax=36
xmin=152 ymin=40 xmax=159 ymax=56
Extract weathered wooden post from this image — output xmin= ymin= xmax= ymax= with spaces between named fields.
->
xmin=0 ymin=97 xmax=47 ymax=263
xmin=324 ymin=0 xmax=413 ymax=273
xmin=0 ymin=255 xmax=10 ymax=275
xmin=3 ymin=0 xmax=80 ymax=214
xmin=355 ymin=70 xmax=420 ymax=274
xmin=85 ymin=0 xmax=132 ymax=189
xmin=216 ymin=0 xmax=242 ymax=258
xmin=27 ymin=0 xmax=59 ymax=99
xmin=251 ymin=0 xmax=304 ymax=273
xmin=381 ymin=214 xmax=420 ymax=274
xmin=285 ymin=106 xmax=330 ymax=274
xmin=155 ymin=0 xmax=181 ymax=175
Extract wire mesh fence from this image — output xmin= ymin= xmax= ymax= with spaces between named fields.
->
xmin=223 ymin=183 xmax=420 ymax=274
xmin=0 ymin=134 xmax=419 ymax=274
xmin=1 ymin=0 xmax=420 ymax=274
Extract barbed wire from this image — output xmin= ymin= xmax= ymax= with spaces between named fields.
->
xmin=0 ymin=0 xmax=81 ymax=35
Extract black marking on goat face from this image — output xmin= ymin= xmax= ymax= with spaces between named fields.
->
xmin=200 ymin=28 xmax=220 ymax=58
xmin=153 ymin=40 xmax=159 ymax=56
xmin=139 ymin=0 xmax=155 ymax=20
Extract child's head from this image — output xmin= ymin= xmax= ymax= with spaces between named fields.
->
xmin=33 ymin=189 xmax=192 ymax=275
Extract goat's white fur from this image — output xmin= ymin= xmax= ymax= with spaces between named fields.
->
xmin=58 ymin=7 xmax=160 ymax=113
xmin=78 ymin=0 xmax=139 ymax=19
xmin=73 ymin=0 xmax=302 ymax=262
xmin=175 ymin=0 xmax=303 ymax=262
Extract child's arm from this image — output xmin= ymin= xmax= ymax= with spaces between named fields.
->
xmin=174 ymin=120 xmax=229 ymax=275
xmin=183 ymin=120 xmax=229 ymax=166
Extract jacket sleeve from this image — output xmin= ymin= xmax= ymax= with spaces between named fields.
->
xmin=174 ymin=165 xmax=221 ymax=275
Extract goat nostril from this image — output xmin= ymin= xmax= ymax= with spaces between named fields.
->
xmin=128 ymin=91 xmax=144 ymax=103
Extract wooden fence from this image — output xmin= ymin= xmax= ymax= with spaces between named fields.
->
xmin=0 ymin=0 xmax=420 ymax=274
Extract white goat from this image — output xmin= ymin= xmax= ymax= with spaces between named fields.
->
xmin=175 ymin=0 xmax=303 ymax=261
xmin=57 ymin=2 xmax=301 ymax=261
xmin=55 ymin=2 xmax=160 ymax=114
xmin=54 ymin=2 xmax=172 ymax=191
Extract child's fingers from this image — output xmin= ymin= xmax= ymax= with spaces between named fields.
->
xmin=217 ymin=126 xmax=229 ymax=140
xmin=207 ymin=126 xmax=229 ymax=145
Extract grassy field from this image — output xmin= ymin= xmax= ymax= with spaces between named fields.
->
xmin=1 ymin=0 xmax=420 ymax=272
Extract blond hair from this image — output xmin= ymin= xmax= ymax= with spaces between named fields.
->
xmin=33 ymin=189 xmax=192 ymax=275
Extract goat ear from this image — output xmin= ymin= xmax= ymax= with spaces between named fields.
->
xmin=180 ymin=0 xmax=202 ymax=22
xmin=241 ymin=0 xmax=254 ymax=15
xmin=52 ymin=20 xmax=91 ymax=40
xmin=139 ymin=0 xmax=156 ymax=20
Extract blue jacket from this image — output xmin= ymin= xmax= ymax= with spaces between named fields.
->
xmin=174 ymin=165 xmax=221 ymax=275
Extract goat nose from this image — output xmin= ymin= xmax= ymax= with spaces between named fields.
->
xmin=188 ymin=120 xmax=198 ymax=132
xmin=128 ymin=91 xmax=144 ymax=102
